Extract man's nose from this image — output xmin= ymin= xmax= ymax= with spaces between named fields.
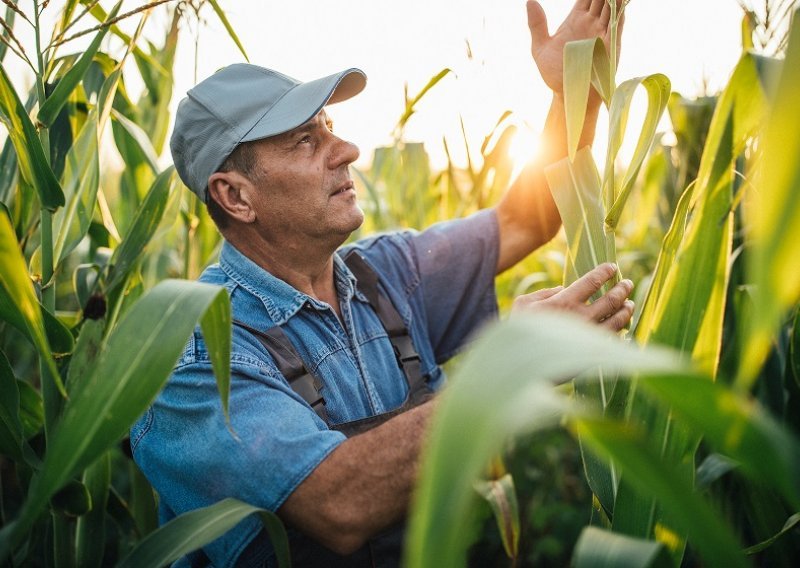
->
xmin=328 ymin=136 xmax=360 ymax=169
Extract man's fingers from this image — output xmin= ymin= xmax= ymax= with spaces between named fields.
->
xmin=589 ymin=278 xmax=633 ymax=321
xmin=600 ymin=1 xmax=611 ymax=25
xmin=589 ymin=0 xmax=605 ymax=17
xmin=512 ymin=286 xmax=564 ymax=312
xmin=526 ymin=0 xmax=550 ymax=51
xmin=601 ymin=299 xmax=635 ymax=332
xmin=576 ymin=0 xmax=593 ymax=11
xmin=562 ymin=263 xmax=618 ymax=303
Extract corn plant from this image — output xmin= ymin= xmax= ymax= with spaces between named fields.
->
xmin=0 ymin=1 xmax=292 ymax=565
xmin=407 ymin=5 xmax=800 ymax=568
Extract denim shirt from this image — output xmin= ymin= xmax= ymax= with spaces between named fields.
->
xmin=131 ymin=209 xmax=499 ymax=567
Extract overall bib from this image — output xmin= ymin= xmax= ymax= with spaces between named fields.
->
xmin=235 ymin=251 xmax=435 ymax=567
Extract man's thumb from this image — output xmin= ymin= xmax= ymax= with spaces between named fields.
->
xmin=526 ymin=0 xmax=550 ymax=50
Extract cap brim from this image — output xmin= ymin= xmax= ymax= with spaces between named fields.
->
xmin=241 ymin=68 xmax=366 ymax=143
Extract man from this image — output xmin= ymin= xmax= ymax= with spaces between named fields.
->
xmin=132 ymin=1 xmax=632 ymax=566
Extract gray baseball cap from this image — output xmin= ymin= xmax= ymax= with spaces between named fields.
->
xmin=170 ymin=64 xmax=367 ymax=201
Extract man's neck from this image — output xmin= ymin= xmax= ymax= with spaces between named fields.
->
xmin=225 ymin=229 xmax=344 ymax=317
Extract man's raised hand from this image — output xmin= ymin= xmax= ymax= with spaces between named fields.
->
xmin=527 ymin=0 xmax=626 ymax=95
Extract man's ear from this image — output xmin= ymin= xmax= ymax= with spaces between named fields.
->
xmin=207 ymin=171 xmax=257 ymax=223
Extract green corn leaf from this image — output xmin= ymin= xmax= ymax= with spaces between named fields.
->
xmin=110 ymin=108 xmax=160 ymax=174
xmin=66 ymin=318 xmax=105 ymax=396
xmin=53 ymin=113 xmax=100 ymax=266
xmin=75 ymin=453 xmax=111 ymax=568
xmin=0 ymin=290 xmax=75 ymax=356
xmin=133 ymin=8 xmax=178 ymax=154
xmin=17 ymin=379 xmax=43 ymax=440
xmin=0 ymin=214 xmax=63 ymax=394
xmin=572 ymin=526 xmax=672 ymax=568
xmin=743 ymin=513 xmax=800 ymax=555
xmin=0 ymin=279 xmax=231 ymax=558
xmin=405 ymin=314 xmax=679 ymax=568
xmin=639 ymin=374 xmax=800 ymax=510
xmin=0 ymin=66 xmax=64 ymax=210
xmin=695 ymin=453 xmax=738 ymax=490
xmin=474 ymin=473 xmax=519 ymax=561
xmin=604 ymin=74 xmax=671 ymax=227
xmin=396 ymin=69 xmax=452 ymax=133
xmin=0 ymin=350 xmax=24 ymax=461
xmin=544 ymin=147 xmax=614 ymax=291
xmin=117 ymin=498 xmax=290 ymax=568
xmin=37 ymin=1 xmax=123 ymax=127
xmin=635 ymin=52 xmax=770 ymax=368
xmin=739 ymin=19 xmax=800 ymax=386
xmin=563 ymin=38 xmax=610 ymax=160
xmin=107 ymin=167 xmax=177 ymax=292
xmin=0 ymin=6 xmax=15 ymax=63
xmin=563 ymin=39 xmax=597 ymax=160
xmin=575 ymin=418 xmax=747 ymax=568
xmin=791 ymin=307 xmax=800 ymax=388
xmin=0 ymin=137 xmax=19 ymax=206
xmin=50 ymin=479 xmax=91 ymax=517
xmin=82 ymin=1 xmax=168 ymax=78
xmin=207 ymin=0 xmax=250 ymax=62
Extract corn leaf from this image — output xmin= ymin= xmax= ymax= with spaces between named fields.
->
xmin=53 ymin=113 xmax=99 ymax=265
xmin=604 ymin=74 xmax=671 ymax=227
xmin=75 ymin=453 xmax=111 ymax=568
xmin=0 ymin=66 xmax=64 ymax=210
xmin=572 ymin=526 xmax=672 ymax=568
xmin=635 ymin=52 xmax=770 ymax=362
xmin=561 ymin=37 xmax=611 ymax=161
xmin=207 ymin=0 xmax=249 ymax=62
xmin=0 ymin=6 xmax=15 ymax=63
xmin=743 ymin=513 xmax=800 ymax=555
xmin=545 ymin=147 xmax=614 ymax=291
xmin=396 ymin=69 xmax=452 ymax=133
xmin=474 ymin=473 xmax=519 ymax=561
xmin=0 ymin=215 xmax=63 ymax=393
xmin=739 ymin=19 xmax=800 ymax=385
xmin=0 ymin=350 xmax=24 ymax=461
xmin=118 ymin=498 xmax=289 ymax=568
xmin=37 ymin=1 xmax=122 ymax=127
xmin=639 ymin=374 xmax=800 ymax=510
xmin=405 ymin=314 xmax=679 ymax=568
xmin=130 ymin=7 xmax=178 ymax=155
xmin=106 ymin=167 xmax=177 ymax=292
xmin=109 ymin=109 xmax=160 ymax=173
xmin=575 ymin=418 xmax=747 ymax=568
xmin=563 ymin=39 xmax=600 ymax=160
xmin=82 ymin=1 xmax=168 ymax=77
xmin=791 ymin=307 xmax=800 ymax=388
xmin=0 ymin=279 xmax=231 ymax=558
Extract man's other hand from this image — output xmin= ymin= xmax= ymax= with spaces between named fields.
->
xmin=512 ymin=263 xmax=634 ymax=332
xmin=527 ymin=0 xmax=626 ymax=96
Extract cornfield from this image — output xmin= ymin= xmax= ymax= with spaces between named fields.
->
xmin=0 ymin=1 xmax=798 ymax=566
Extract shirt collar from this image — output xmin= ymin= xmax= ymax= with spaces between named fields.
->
xmin=219 ymin=241 xmax=368 ymax=325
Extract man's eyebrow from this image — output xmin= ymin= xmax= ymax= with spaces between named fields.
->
xmin=285 ymin=115 xmax=327 ymax=137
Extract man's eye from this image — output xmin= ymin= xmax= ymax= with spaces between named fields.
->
xmin=299 ymin=135 xmax=312 ymax=144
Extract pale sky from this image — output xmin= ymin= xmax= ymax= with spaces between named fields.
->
xmin=167 ymin=0 xmax=744 ymax=169
xmin=6 ymin=1 xmax=748 ymax=169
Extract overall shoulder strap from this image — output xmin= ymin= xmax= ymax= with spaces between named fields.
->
xmin=233 ymin=320 xmax=329 ymax=423
xmin=343 ymin=250 xmax=428 ymax=395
